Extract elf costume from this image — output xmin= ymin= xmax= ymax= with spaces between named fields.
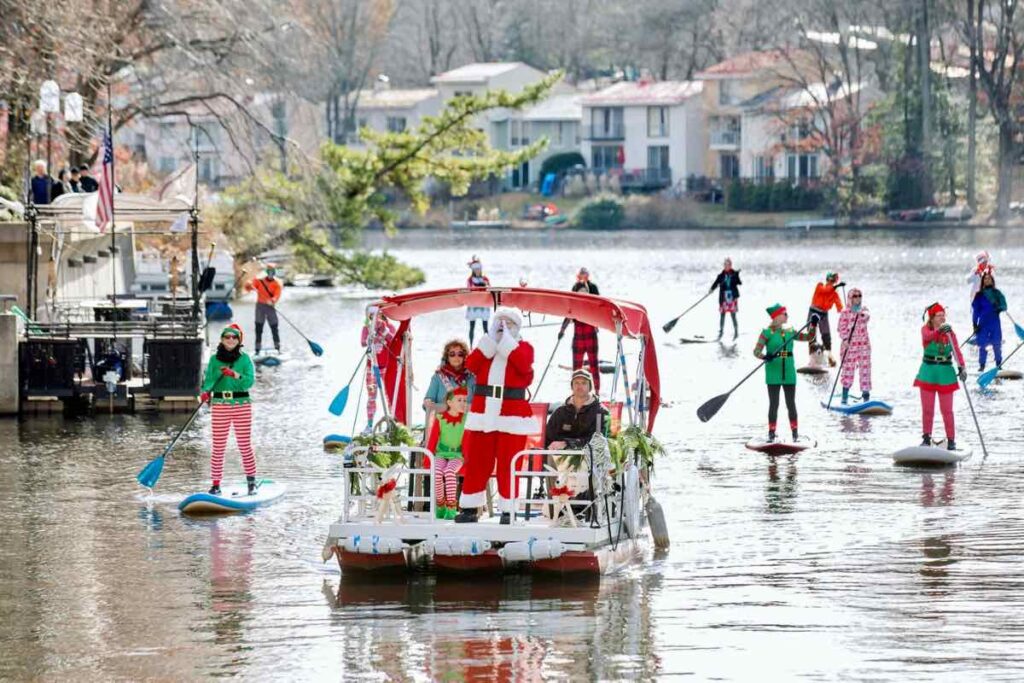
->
xmin=971 ymin=271 xmax=1007 ymax=371
xmin=361 ymin=305 xmax=396 ymax=432
xmin=754 ymin=304 xmax=813 ymax=441
xmin=837 ymin=288 xmax=872 ymax=404
xmin=807 ymin=272 xmax=844 ymax=365
xmin=913 ymin=303 xmax=966 ymax=450
xmin=427 ymin=387 xmax=468 ymax=520
xmin=200 ymin=324 xmax=257 ymax=495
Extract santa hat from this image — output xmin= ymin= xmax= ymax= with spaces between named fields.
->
xmin=766 ymin=304 xmax=787 ymax=320
xmin=923 ymin=302 xmax=945 ymax=321
xmin=220 ymin=323 xmax=244 ymax=344
xmin=976 ymin=250 xmax=990 ymax=264
xmin=468 ymin=255 xmax=482 ymax=270
xmin=492 ymin=306 xmax=522 ymax=329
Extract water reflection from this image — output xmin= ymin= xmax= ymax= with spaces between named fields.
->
xmin=920 ymin=472 xmax=957 ymax=507
xmin=765 ymin=458 xmax=799 ymax=514
xmin=919 ymin=536 xmax=956 ymax=593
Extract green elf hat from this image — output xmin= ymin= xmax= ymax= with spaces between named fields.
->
xmin=220 ymin=323 xmax=243 ymax=344
xmin=766 ymin=304 xmax=787 ymax=320
xmin=826 ymin=271 xmax=839 ymax=281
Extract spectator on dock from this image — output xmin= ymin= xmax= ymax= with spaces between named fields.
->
xmin=52 ymin=169 xmax=69 ymax=200
xmin=30 ymin=160 xmax=54 ymax=205
xmin=78 ymin=164 xmax=98 ymax=192
xmin=68 ymin=167 xmax=82 ymax=193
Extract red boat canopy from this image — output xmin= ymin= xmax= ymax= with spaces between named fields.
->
xmin=375 ymin=287 xmax=661 ymax=430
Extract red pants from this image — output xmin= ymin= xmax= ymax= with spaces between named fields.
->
xmin=572 ymin=330 xmax=600 ymax=392
xmin=920 ymin=389 xmax=955 ymax=439
xmin=458 ymin=430 xmax=528 ymax=512
xmin=211 ymin=402 xmax=256 ymax=482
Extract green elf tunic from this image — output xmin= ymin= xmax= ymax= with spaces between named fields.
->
xmin=434 ymin=412 xmax=466 ymax=460
xmin=756 ymin=325 xmax=811 ymax=386
xmin=201 ymin=352 xmax=255 ymax=405
xmin=913 ymin=326 xmax=960 ymax=394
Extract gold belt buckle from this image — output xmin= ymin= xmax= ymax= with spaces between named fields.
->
xmin=222 ymin=391 xmax=233 ymax=399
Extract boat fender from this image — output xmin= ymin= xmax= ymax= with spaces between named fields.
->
xmin=321 ymin=540 xmax=337 ymax=562
xmin=341 ymin=534 xmax=406 ymax=555
xmin=498 ymin=537 xmax=567 ymax=563
xmin=428 ymin=536 xmax=492 ymax=557
xmin=622 ymin=465 xmax=642 ymax=538
xmin=645 ymin=495 xmax=670 ymax=549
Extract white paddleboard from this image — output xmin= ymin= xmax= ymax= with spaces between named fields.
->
xmin=179 ymin=481 xmax=286 ymax=514
xmin=679 ymin=335 xmax=718 ymax=344
xmin=892 ymin=444 xmax=971 ymax=466
xmin=998 ymin=369 xmax=1023 ymax=380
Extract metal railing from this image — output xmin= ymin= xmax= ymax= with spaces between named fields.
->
xmin=710 ymin=130 xmax=741 ymax=146
xmin=341 ymin=445 xmax=435 ymax=523
xmin=584 ymin=123 xmax=625 ymax=140
xmin=508 ymin=448 xmax=608 ymax=527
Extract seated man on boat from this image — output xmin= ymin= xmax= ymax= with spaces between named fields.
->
xmin=545 ymin=369 xmax=610 ymax=450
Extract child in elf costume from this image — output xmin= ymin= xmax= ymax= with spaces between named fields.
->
xmin=200 ymin=324 xmax=258 ymax=495
xmin=837 ymin=288 xmax=871 ymax=404
xmin=972 ymin=270 xmax=1007 ymax=372
xmin=427 ymin=386 xmax=468 ymax=520
xmin=807 ymin=271 xmax=844 ymax=366
xmin=914 ymin=303 xmax=967 ymax=450
xmin=754 ymin=304 xmax=814 ymax=442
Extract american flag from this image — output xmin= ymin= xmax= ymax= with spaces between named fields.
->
xmin=96 ymin=131 xmax=114 ymax=232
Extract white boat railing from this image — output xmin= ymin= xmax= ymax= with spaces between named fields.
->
xmin=508 ymin=448 xmax=606 ymax=527
xmin=342 ymin=445 xmax=435 ymax=522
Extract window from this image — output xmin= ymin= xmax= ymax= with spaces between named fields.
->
xmin=555 ymin=122 xmax=565 ymax=147
xmin=786 ymin=154 xmax=819 ymax=179
xmin=386 ymin=116 xmax=406 ymax=133
xmin=198 ymin=156 xmax=218 ymax=183
xmin=454 ymin=90 xmax=473 ymax=99
xmin=510 ymin=120 xmax=521 ymax=147
xmin=720 ymin=153 xmax=740 ymax=179
xmin=592 ymin=145 xmax=623 ymax=169
xmin=647 ymin=145 xmax=669 ymax=170
xmin=647 ymin=107 xmax=669 ymax=137
xmin=719 ymin=81 xmax=739 ymax=106
xmin=158 ymin=156 xmax=176 ymax=174
xmin=590 ymin=107 xmax=623 ymax=138
xmin=755 ymin=156 xmax=774 ymax=179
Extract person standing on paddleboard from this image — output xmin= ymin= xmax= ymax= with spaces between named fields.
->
xmin=200 ymin=324 xmax=258 ymax=495
xmin=361 ymin=304 xmax=397 ymax=433
xmin=754 ymin=305 xmax=814 ymax=442
xmin=837 ymin=288 xmax=871 ymax=404
xmin=966 ymin=250 xmax=993 ymax=303
xmin=914 ymin=303 xmax=967 ymax=451
xmin=244 ymin=263 xmax=283 ymax=355
xmin=972 ymin=270 xmax=1007 ymax=372
xmin=807 ymin=272 xmax=844 ymax=366
xmin=709 ymin=257 xmax=742 ymax=341
xmin=559 ymin=267 xmax=602 ymax=393
xmin=465 ymin=256 xmax=491 ymax=345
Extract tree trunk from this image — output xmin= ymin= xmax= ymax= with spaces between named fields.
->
xmin=918 ymin=0 xmax=931 ymax=154
xmin=996 ymin=119 xmax=1014 ymax=222
xmin=966 ymin=0 xmax=978 ymax=210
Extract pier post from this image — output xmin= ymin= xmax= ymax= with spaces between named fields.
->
xmin=0 ymin=313 xmax=18 ymax=415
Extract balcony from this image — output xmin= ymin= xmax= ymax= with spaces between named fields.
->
xmin=584 ymin=123 xmax=625 ymax=140
xmin=710 ymin=129 xmax=741 ymax=149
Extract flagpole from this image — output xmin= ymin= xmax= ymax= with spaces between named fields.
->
xmin=107 ymin=80 xmax=117 ymax=341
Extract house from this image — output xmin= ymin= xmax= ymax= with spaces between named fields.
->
xmin=496 ymin=92 xmax=583 ymax=189
xmin=580 ymin=80 xmax=704 ymax=192
xmin=347 ymin=86 xmax=442 ymax=144
xmin=430 ymin=62 xmax=551 ymax=106
xmin=695 ymin=50 xmax=816 ymax=181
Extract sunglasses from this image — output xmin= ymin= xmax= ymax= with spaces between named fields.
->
xmin=447 ymin=351 xmax=466 ymax=358
xmin=851 ymin=295 xmax=862 ymax=298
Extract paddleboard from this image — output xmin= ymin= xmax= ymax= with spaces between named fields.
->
xmin=822 ymin=399 xmax=894 ymax=416
xmin=745 ymin=436 xmax=816 ymax=456
xmin=998 ymin=369 xmax=1023 ymax=380
xmin=557 ymin=362 xmax=616 ymax=375
xmin=679 ymin=335 xmax=718 ymax=344
xmin=179 ymin=481 xmax=286 ymax=515
xmin=892 ymin=444 xmax=972 ymax=467
xmin=255 ymin=354 xmax=283 ymax=367
xmin=323 ymin=434 xmax=352 ymax=451
xmin=797 ymin=366 xmax=830 ymax=375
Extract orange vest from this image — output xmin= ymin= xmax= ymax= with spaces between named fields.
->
xmin=811 ymin=282 xmax=842 ymax=312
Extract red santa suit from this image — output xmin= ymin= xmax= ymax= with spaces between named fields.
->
xmin=458 ymin=307 xmax=535 ymax=513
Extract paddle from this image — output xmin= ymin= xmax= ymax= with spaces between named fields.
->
xmin=1005 ymin=312 xmax=1024 ymax=342
xmin=697 ymin=320 xmax=813 ymax=422
xmin=949 ymin=330 xmax=989 ymax=461
xmin=825 ymin=311 xmax=860 ymax=411
xmin=662 ymin=290 xmax=714 ymax=333
xmin=197 ymin=243 xmax=217 ymax=293
xmin=136 ymin=378 xmax=221 ymax=489
xmin=977 ymin=338 xmax=1024 ymax=387
xmin=254 ymin=278 xmax=323 ymax=356
xmin=328 ymin=351 xmax=369 ymax=416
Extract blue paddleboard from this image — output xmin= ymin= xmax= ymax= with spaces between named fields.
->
xmin=179 ymin=481 xmax=286 ymax=514
xmin=822 ymin=400 xmax=893 ymax=416
xmin=255 ymin=355 xmax=283 ymax=367
xmin=323 ymin=434 xmax=352 ymax=450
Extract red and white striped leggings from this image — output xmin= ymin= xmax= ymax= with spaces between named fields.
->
xmin=211 ymin=402 xmax=256 ymax=482
xmin=434 ymin=458 xmax=463 ymax=505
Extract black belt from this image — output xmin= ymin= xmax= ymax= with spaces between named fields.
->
xmin=923 ymin=356 xmax=951 ymax=365
xmin=474 ymin=384 xmax=526 ymax=400
xmin=212 ymin=391 xmax=249 ymax=399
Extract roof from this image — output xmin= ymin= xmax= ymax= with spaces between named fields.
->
xmin=522 ymin=93 xmax=583 ymax=121
xmin=695 ymin=50 xmax=803 ymax=79
xmin=581 ymin=81 xmax=702 ymax=107
xmin=431 ymin=62 xmax=535 ymax=84
xmin=741 ymin=81 xmax=866 ymax=112
xmin=374 ymin=287 xmax=661 ymax=430
xmin=354 ymin=88 xmax=438 ymax=110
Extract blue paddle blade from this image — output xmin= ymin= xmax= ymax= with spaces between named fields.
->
xmin=136 ymin=455 xmax=165 ymax=488
xmin=1015 ymin=323 xmax=1024 ymax=342
xmin=978 ymin=368 xmax=999 ymax=387
xmin=308 ymin=340 xmax=324 ymax=356
xmin=328 ymin=386 xmax=350 ymax=416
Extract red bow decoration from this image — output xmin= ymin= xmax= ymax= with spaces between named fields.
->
xmin=376 ymin=479 xmax=397 ymax=499
xmin=549 ymin=485 xmax=574 ymax=497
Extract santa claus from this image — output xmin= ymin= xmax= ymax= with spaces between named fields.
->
xmin=455 ymin=306 xmax=535 ymax=524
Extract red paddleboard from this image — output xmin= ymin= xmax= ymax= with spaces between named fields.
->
xmin=745 ymin=437 xmax=815 ymax=456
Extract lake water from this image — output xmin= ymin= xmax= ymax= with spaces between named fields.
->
xmin=3 ymin=227 xmax=1024 ymax=680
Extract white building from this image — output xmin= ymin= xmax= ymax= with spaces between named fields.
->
xmin=580 ymin=80 xmax=704 ymax=191
xmin=348 ymin=87 xmax=442 ymax=144
xmin=497 ymin=92 xmax=583 ymax=189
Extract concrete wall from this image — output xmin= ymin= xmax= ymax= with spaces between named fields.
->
xmin=0 ymin=314 xmax=17 ymax=414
